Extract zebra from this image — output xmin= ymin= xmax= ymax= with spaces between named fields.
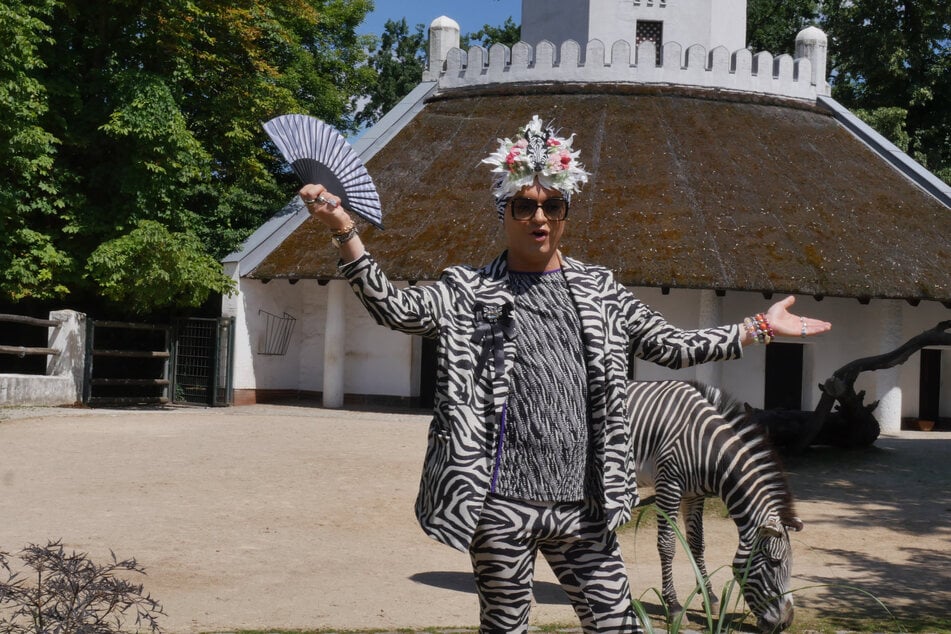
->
xmin=627 ymin=379 xmax=803 ymax=632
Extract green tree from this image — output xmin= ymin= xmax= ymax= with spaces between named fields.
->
xmin=0 ymin=0 xmax=375 ymax=312
xmin=746 ymin=0 xmax=819 ymax=54
xmin=355 ymin=18 xmax=426 ymax=128
xmin=87 ymin=220 xmax=235 ymax=315
xmin=353 ymin=15 xmax=522 ymax=130
xmin=463 ymin=16 xmax=521 ymax=48
xmin=822 ymin=0 xmax=951 ymax=183
xmin=0 ymin=0 xmax=70 ymax=302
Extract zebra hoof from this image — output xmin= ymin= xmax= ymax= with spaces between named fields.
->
xmin=666 ymin=601 xmax=684 ymax=618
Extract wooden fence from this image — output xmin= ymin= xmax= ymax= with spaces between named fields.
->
xmin=0 ymin=313 xmax=63 ymax=360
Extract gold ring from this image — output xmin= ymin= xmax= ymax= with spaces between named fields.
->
xmin=302 ymin=198 xmax=318 ymax=205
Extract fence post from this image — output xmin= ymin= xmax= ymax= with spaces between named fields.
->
xmin=48 ymin=310 xmax=86 ymax=404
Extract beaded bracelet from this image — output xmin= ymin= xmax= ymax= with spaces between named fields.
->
xmin=754 ymin=313 xmax=774 ymax=344
xmin=744 ymin=314 xmax=774 ymax=344
xmin=743 ymin=317 xmax=758 ymax=341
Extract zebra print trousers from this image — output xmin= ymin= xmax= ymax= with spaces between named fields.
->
xmin=469 ymin=494 xmax=642 ymax=633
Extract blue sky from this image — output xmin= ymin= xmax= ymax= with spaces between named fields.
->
xmin=357 ymin=0 xmax=521 ymax=37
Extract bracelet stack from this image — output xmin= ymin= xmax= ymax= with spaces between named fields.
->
xmin=743 ymin=313 xmax=774 ymax=345
xmin=330 ymin=218 xmax=358 ymax=248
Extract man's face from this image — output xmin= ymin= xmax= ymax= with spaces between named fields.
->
xmin=503 ymin=180 xmax=567 ymax=272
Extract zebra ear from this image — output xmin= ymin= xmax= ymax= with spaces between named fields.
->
xmin=758 ymin=519 xmax=784 ymax=538
xmin=784 ymin=517 xmax=804 ymax=532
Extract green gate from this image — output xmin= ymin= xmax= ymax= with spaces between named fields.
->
xmin=83 ymin=317 xmax=234 ymax=407
xmin=171 ymin=317 xmax=235 ymax=406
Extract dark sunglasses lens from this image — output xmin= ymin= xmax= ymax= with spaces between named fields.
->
xmin=511 ymin=199 xmax=535 ymax=219
xmin=511 ymin=199 xmax=567 ymax=220
xmin=542 ymin=200 xmax=567 ymax=219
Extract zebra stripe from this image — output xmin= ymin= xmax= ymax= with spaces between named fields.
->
xmin=340 ymin=251 xmax=743 ymax=553
xmin=627 ymin=380 xmax=802 ymax=632
xmin=470 ymin=495 xmax=641 ymax=633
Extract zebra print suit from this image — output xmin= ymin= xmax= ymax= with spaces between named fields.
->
xmin=340 ymin=251 xmax=744 ymax=552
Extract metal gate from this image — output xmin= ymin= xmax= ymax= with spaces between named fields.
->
xmin=83 ymin=317 xmax=234 ymax=407
xmin=171 ymin=317 xmax=235 ymax=406
xmin=84 ymin=320 xmax=173 ymax=406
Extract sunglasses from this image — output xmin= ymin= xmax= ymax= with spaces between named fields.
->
xmin=509 ymin=197 xmax=569 ymax=221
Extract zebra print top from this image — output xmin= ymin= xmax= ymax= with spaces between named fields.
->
xmin=493 ymin=269 xmax=591 ymax=502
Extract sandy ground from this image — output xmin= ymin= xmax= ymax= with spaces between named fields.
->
xmin=0 ymin=402 xmax=949 ymax=633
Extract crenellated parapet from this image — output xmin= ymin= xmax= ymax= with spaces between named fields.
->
xmin=426 ymin=38 xmax=828 ymax=102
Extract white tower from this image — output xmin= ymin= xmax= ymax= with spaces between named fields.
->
xmin=520 ymin=0 xmax=747 ymax=54
xmin=426 ymin=15 xmax=460 ymax=79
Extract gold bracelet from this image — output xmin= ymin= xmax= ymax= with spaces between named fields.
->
xmin=330 ymin=218 xmax=355 ymax=238
xmin=330 ymin=218 xmax=358 ymax=248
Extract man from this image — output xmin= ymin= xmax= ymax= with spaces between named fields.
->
xmin=300 ymin=115 xmax=830 ymax=633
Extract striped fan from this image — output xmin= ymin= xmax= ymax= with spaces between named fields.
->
xmin=263 ymin=114 xmax=383 ymax=228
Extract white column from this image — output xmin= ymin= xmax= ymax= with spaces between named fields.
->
xmin=876 ymin=301 xmax=903 ymax=434
xmin=801 ymin=343 xmax=818 ymax=410
xmin=695 ymin=290 xmax=722 ymax=387
xmin=323 ymin=280 xmax=347 ymax=408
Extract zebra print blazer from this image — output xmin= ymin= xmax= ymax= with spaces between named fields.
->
xmin=340 ymin=250 xmax=743 ymax=552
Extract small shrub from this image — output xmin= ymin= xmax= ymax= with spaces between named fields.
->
xmin=0 ymin=540 xmax=164 ymax=633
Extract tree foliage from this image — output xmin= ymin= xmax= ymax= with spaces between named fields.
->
xmin=354 ymin=15 xmax=522 ymax=130
xmin=0 ymin=0 xmax=375 ymax=313
xmin=746 ymin=0 xmax=819 ymax=54
xmin=86 ymin=220 xmax=236 ymax=315
xmin=463 ymin=16 xmax=521 ymax=49
xmin=0 ymin=0 xmax=69 ymax=302
xmin=355 ymin=18 xmax=426 ymax=128
xmin=822 ymin=0 xmax=951 ymax=183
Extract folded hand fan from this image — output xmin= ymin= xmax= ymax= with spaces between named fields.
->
xmin=263 ymin=114 xmax=383 ymax=228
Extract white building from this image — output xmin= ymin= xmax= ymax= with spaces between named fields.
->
xmin=223 ymin=0 xmax=951 ymax=436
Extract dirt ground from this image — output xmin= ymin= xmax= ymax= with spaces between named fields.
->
xmin=0 ymin=402 xmax=949 ymax=633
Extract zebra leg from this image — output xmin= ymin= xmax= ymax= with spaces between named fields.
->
xmin=683 ymin=494 xmax=717 ymax=605
xmin=654 ymin=496 xmax=683 ymax=617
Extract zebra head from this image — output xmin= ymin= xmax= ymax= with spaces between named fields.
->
xmin=734 ymin=516 xmax=803 ymax=632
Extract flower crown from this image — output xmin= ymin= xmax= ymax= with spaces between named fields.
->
xmin=482 ymin=115 xmax=589 ymax=206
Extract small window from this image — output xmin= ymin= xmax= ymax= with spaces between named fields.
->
xmin=636 ymin=20 xmax=663 ymax=65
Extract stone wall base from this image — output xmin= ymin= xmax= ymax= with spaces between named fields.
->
xmin=232 ymin=389 xmax=423 ymax=411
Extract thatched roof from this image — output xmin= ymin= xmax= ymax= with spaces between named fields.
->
xmin=248 ymin=83 xmax=951 ymax=304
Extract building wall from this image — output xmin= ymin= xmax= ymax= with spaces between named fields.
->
xmin=520 ymin=0 xmax=590 ymax=48
xmin=338 ymin=280 xmax=417 ymax=396
xmin=227 ymin=278 xmax=419 ymax=399
xmin=521 ymin=0 xmax=746 ymax=55
xmin=228 ymin=275 xmax=951 ymax=423
xmin=226 ymin=276 xmax=306 ymax=393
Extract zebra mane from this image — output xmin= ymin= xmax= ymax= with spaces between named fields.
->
xmin=686 ymin=380 xmax=798 ymax=525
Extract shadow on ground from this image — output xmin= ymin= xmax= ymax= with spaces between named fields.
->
xmin=410 ymin=571 xmax=572 ymax=605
